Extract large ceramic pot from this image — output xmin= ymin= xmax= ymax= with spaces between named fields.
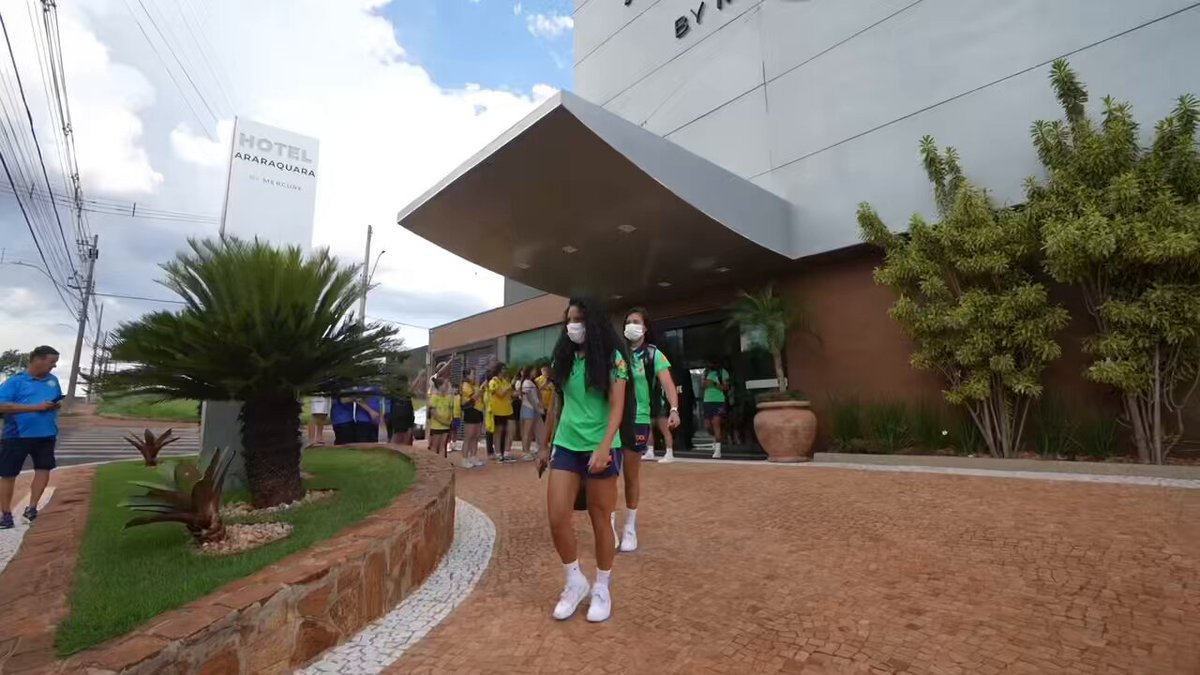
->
xmin=754 ymin=400 xmax=817 ymax=463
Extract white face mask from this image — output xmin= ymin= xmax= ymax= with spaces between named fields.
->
xmin=566 ymin=322 xmax=586 ymax=344
xmin=624 ymin=323 xmax=645 ymax=342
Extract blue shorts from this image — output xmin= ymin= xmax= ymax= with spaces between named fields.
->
xmin=630 ymin=424 xmax=651 ymax=452
xmin=703 ymin=402 xmax=727 ymax=420
xmin=550 ymin=446 xmax=623 ymax=479
xmin=0 ymin=437 xmax=56 ymax=478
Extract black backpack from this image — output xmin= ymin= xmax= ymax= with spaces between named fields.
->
xmin=639 ymin=345 xmax=665 ymax=418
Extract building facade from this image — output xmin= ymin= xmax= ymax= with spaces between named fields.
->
xmin=400 ymin=0 xmax=1200 ymax=452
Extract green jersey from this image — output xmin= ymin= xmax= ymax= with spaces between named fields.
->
xmin=553 ymin=351 xmax=629 ymax=452
xmin=703 ymin=368 xmax=729 ymax=404
xmin=632 ymin=346 xmax=671 ymax=424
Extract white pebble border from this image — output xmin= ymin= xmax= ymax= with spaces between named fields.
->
xmin=671 ymin=457 xmax=1200 ymax=489
xmin=301 ymin=498 xmax=496 ymax=674
xmin=0 ymin=487 xmax=56 ymax=576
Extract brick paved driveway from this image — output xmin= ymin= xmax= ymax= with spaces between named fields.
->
xmin=387 ymin=462 xmax=1200 ymax=675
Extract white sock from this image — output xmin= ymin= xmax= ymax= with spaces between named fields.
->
xmin=625 ymin=509 xmax=638 ymax=529
xmin=596 ymin=568 xmax=612 ymax=587
xmin=564 ymin=560 xmax=584 ymax=583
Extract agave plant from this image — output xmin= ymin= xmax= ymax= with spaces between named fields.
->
xmin=97 ymin=237 xmax=400 ymax=508
xmin=120 ymin=447 xmax=235 ymax=544
xmin=123 ymin=428 xmax=179 ymax=466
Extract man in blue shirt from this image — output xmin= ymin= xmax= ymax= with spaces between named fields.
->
xmin=329 ymin=385 xmax=382 ymax=445
xmin=0 ymin=346 xmax=62 ymax=529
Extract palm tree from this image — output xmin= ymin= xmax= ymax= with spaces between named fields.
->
xmin=100 ymin=238 xmax=399 ymax=508
xmin=728 ymin=285 xmax=810 ymax=393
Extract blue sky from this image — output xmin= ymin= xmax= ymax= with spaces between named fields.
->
xmin=382 ymin=0 xmax=574 ymax=93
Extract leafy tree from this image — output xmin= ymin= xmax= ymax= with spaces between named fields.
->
xmin=0 ymin=348 xmax=24 ymax=378
xmin=728 ymin=285 xmax=812 ymax=393
xmin=100 ymin=238 xmax=399 ymax=507
xmin=1025 ymin=60 xmax=1200 ymax=464
xmin=858 ymin=137 xmax=1069 ymax=458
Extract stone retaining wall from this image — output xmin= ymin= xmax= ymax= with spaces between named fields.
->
xmin=59 ymin=446 xmax=455 ymax=674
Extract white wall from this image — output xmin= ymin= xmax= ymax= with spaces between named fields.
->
xmin=575 ymin=0 xmax=1200 ymax=257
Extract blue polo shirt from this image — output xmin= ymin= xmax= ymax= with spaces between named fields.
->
xmin=0 ymin=372 xmax=62 ymax=439
xmin=330 ymin=388 xmax=382 ymax=425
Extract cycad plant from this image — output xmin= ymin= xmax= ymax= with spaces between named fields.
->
xmin=100 ymin=238 xmax=399 ymax=507
xmin=121 ymin=447 xmax=235 ymax=544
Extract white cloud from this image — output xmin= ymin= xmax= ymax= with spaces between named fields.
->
xmin=526 ymin=13 xmax=573 ymax=39
xmin=1 ymin=0 xmax=559 ymax=383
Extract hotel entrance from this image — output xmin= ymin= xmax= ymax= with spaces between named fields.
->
xmin=656 ymin=311 xmax=781 ymax=459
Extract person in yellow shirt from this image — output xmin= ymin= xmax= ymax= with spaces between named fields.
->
xmin=487 ymin=362 xmax=516 ymax=462
xmin=459 ymin=368 xmax=485 ymax=468
xmin=536 ymin=365 xmax=554 ymax=422
xmin=427 ymin=377 xmax=454 ymax=457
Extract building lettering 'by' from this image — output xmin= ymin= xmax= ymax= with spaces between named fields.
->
xmin=674 ymin=0 xmax=732 ymax=39
xmin=237 ymin=133 xmax=316 ymax=164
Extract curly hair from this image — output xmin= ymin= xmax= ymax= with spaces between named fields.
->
xmin=551 ymin=296 xmax=626 ymax=396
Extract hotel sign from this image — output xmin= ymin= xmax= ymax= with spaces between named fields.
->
xmin=621 ymin=0 xmax=738 ymax=39
xmin=219 ymin=117 xmax=320 ymax=251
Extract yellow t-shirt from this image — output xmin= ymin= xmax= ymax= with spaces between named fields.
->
xmin=461 ymin=381 xmax=479 ymax=411
xmin=453 ymin=394 xmax=462 ymax=419
xmin=428 ymin=393 xmax=453 ymax=430
xmin=488 ymin=377 xmax=514 ymax=417
xmin=536 ymin=374 xmax=554 ymax=411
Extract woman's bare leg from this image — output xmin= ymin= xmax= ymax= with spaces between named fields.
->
xmin=547 ymin=469 xmax=581 ymax=563
xmin=521 ymin=418 xmax=535 ymax=457
xmin=621 ymin=449 xmax=640 ymax=510
xmin=586 ymin=475 xmax=618 ymax=571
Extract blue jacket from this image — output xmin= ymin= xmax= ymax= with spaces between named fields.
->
xmin=330 ymin=387 xmax=382 ymax=425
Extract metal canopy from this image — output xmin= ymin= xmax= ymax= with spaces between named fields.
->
xmin=397 ymin=91 xmax=798 ymax=304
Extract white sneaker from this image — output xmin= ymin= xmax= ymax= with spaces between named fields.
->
xmin=620 ymin=525 xmax=638 ymax=552
xmin=712 ymin=443 xmax=722 ymax=460
xmin=610 ymin=513 xmax=620 ymax=550
xmin=586 ymin=584 xmax=612 ymax=622
xmin=660 ymin=449 xmax=675 ymax=464
xmin=552 ymin=575 xmax=590 ymax=620
xmin=460 ymin=457 xmax=472 ymax=468
xmin=642 ymin=447 xmax=655 ymax=461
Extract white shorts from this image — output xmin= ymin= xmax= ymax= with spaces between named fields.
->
xmin=309 ymin=397 xmax=331 ymax=415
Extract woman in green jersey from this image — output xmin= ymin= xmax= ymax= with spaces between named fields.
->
xmin=538 ymin=296 xmax=631 ymax=623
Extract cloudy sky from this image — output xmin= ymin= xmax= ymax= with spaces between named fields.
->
xmin=0 ymin=0 xmax=574 ymax=387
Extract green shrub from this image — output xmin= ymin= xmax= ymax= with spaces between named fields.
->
xmin=830 ymin=397 xmax=863 ymax=451
xmin=1033 ymin=397 xmax=1078 ymax=459
xmin=955 ymin=416 xmax=984 ymax=456
xmin=910 ymin=400 xmax=946 ymax=451
xmin=1076 ymin=414 xmax=1120 ymax=460
xmin=865 ymin=402 xmax=910 ymax=453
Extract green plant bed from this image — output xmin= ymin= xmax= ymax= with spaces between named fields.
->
xmin=56 ymin=447 xmax=415 ymax=656
xmin=96 ymin=395 xmax=200 ymax=422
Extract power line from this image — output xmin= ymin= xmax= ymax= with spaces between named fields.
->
xmin=0 ymin=181 xmax=220 ymax=223
xmin=93 ymin=290 xmax=185 ymax=305
xmin=0 ymin=8 xmax=77 ymax=277
xmin=368 ymin=315 xmax=432 ymax=330
xmin=120 ymin=0 xmax=220 ymax=140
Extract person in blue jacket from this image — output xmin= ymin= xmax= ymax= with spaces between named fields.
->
xmin=0 ymin=346 xmax=63 ymax=529
xmin=330 ymin=385 xmax=382 ymax=445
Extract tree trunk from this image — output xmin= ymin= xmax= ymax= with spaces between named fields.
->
xmin=773 ymin=352 xmax=786 ymax=393
xmin=241 ymin=396 xmax=305 ymax=508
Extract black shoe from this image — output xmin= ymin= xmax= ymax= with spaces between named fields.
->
xmin=22 ymin=506 xmax=37 ymax=523
xmin=0 ymin=512 xmax=13 ymax=529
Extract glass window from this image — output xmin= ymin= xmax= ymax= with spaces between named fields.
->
xmin=507 ymin=325 xmax=558 ymax=365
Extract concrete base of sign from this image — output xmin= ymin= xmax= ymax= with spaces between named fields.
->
xmin=200 ymin=400 xmax=248 ymax=491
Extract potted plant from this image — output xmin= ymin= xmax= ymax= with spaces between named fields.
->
xmin=729 ymin=285 xmax=818 ymax=462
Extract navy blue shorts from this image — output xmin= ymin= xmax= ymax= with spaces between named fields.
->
xmin=550 ymin=446 xmax=623 ymax=479
xmin=0 ymin=437 xmax=56 ymax=478
xmin=630 ymin=424 xmax=651 ymax=452
xmin=703 ymin=402 xmax=727 ymax=420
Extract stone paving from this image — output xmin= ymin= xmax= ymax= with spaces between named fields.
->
xmin=0 ymin=486 xmax=56 ymax=575
xmin=302 ymin=498 xmax=497 ymax=674
xmin=381 ymin=459 xmax=1200 ymax=674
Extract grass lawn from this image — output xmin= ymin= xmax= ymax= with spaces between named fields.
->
xmin=96 ymin=395 xmax=201 ymax=422
xmin=56 ymin=448 xmax=416 ymax=656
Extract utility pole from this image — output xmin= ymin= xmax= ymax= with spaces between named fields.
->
xmin=86 ymin=303 xmax=104 ymax=401
xmin=358 ymin=224 xmax=372 ymax=326
xmin=65 ymin=234 xmax=98 ymax=406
